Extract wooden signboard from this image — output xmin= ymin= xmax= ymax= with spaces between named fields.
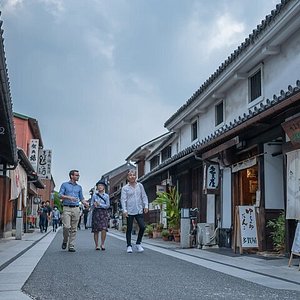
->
xmin=234 ymin=206 xmax=258 ymax=254
xmin=288 ymin=222 xmax=300 ymax=270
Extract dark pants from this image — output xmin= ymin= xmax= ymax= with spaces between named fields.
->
xmin=52 ymin=219 xmax=58 ymax=231
xmin=126 ymin=214 xmax=145 ymax=247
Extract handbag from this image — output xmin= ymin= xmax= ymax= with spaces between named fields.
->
xmin=86 ymin=208 xmax=93 ymax=228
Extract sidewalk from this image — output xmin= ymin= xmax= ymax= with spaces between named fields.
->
xmin=0 ymin=227 xmax=58 ymax=300
xmin=0 ymin=228 xmax=299 ymax=300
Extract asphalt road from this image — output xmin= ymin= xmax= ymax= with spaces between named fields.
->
xmin=22 ymin=230 xmax=300 ymax=300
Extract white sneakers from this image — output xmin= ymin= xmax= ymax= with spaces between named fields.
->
xmin=126 ymin=244 xmax=144 ymax=253
xmin=135 ymin=244 xmax=144 ymax=252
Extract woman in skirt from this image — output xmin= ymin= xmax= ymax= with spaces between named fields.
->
xmin=91 ymin=180 xmax=110 ymax=250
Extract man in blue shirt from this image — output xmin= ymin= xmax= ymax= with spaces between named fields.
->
xmin=59 ymin=169 xmax=85 ymax=252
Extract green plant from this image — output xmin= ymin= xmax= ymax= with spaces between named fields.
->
xmin=155 ymin=223 xmax=164 ymax=232
xmin=145 ymin=224 xmax=154 ymax=235
xmin=161 ymin=229 xmax=169 ymax=238
xmin=267 ymin=212 xmax=285 ymax=253
xmin=152 ymin=187 xmax=181 ymax=230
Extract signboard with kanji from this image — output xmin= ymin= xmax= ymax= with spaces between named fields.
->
xmin=37 ymin=149 xmax=52 ymax=179
xmin=28 ymin=139 xmax=39 ymax=171
xmin=203 ymin=163 xmax=219 ymax=193
xmin=238 ymin=206 xmax=258 ymax=248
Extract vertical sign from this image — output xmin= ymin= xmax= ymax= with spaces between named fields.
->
xmin=28 ymin=139 xmax=39 ymax=171
xmin=239 ymin=206 xmax=258 ymax=248
xmin=203 ymin=164 xmax=219 ymax=192
xmin=286 ymin=150 xmax=300 ymax=219
xmin=37 ymin=149 xmax=52 ymax=179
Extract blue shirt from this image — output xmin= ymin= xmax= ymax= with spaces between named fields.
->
xmin=59 ymin=181 xmax=84 ymax=206
xmin=91 ymin=192 xmax=110 ymax=209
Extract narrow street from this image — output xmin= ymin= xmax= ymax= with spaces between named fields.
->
xmin=21 ymin=229 xmax=300 ymax=300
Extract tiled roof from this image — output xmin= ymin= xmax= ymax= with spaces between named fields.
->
xmin=140 ymin=80 xmax=300 ymax=182
xmin=0 ymin=16 xmax=18 ymax=165
xmin=164 ymin=0 xmax=293 ymax=128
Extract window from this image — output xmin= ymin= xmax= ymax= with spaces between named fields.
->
xmin=191 ymin=120 xmax=198 ymax=141
xmin=150 ymin=155 xmax=160 ymax=170
xmin=161 ymin=145 xmax=172 ymax=162
xmin=215 ymin=101 xmax=224 ymax=126
xmin=249 ymin=68 xmax=262 ymax=103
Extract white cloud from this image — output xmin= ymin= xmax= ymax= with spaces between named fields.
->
xmin=85 ymin=31 xmax=115 ymax=66
xmin=1 ymin=0 xmax=24 ymax=14
xmin=38 ymin=0 xmax=65 ymax=19
xmin=208 ymin=13 xmax=245 ymax=51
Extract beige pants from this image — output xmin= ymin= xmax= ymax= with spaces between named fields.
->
xmin=62 ymin=206 xmax=80 ymax=248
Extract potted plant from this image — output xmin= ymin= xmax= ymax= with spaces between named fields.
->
xmin=161 ymin=229 xmax=169 ymax=241
xmin=152 ymin=187 xmax=181 ymax=239
xmin=153 ymin=223 xmax=164 ymax=238
xmin=267 ymin=211 xmax=285 ymax=254
xmin=145 ymin=224 xmax=153 ymax=238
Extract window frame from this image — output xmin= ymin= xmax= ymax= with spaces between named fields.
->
xmin=191 ymin=119 xmax=198 ymax=142
xmin=215 ymin=100 xmax=224 ymax=128
xmin=161 ymin=145 xmax=172 ymax=162
xmin=248 ymin=64 xmax=264 ymax=107
xmin=150 ymin=155 xmax=160 ymax=171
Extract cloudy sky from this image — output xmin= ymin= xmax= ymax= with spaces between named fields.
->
xmin=1 ymin=0 xmax=278 ymax=197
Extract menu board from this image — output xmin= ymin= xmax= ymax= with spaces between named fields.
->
xmin=238 ymin=206 xmax=258 ymax=248
xmin=291 ymin=222 xmax=300 ymax=254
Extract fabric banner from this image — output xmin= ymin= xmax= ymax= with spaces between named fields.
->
xmin=10 ymin=165 xmax=27 ymax=204
xmin=286 ymin=150 xmax=300 ymax=220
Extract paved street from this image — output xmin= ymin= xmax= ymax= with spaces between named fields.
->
xmin=13 ymin=229 xmax=300 ymax=300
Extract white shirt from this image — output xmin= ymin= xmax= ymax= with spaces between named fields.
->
xmin=121 ymin=182 xmax=148 ymax=215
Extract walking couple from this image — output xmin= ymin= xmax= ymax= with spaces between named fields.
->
xmin=58 ymin=169 xmax=148 ymax=253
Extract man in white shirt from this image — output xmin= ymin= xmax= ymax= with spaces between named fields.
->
xmin=121 ymin=170 xmax=149 ymax=253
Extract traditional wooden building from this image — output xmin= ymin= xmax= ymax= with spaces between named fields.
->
xmin=133 ymin=0 xmax=300 ymax=253
xmin=0 ymin=17 xmax=18 ymax=238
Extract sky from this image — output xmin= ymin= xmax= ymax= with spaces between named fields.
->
xmin=0 ymin=0 xmax=278 ymax=198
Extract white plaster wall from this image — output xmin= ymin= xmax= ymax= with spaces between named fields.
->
xmin=264 ymin=144 xmax=284 ymax=209
xmin=264 ymin=28 xmax=300 ymax=99
xmin=222 ymin=168 xmax=232 ymax=228
xmin=189 ymin=29 xmax=300 ymax=146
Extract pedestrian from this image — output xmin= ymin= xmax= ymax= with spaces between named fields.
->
xmin=58 ymin=169 xmax=85 ymax=252
xmin=120 ymin=169 xmax=149 ymax=253
xmin=52 ymin=206 xmax=60 ymax=232
xmin=44 ymin=201 xmax=52 ymax=232
xmin=83 ymin=203 xmax=90 ymax=229
xmin=91 ymin=180 xmax=110 ymax=250
xmin=77 ymin=201 xmax=84 ymax=230
xmin=38 ymin=202 xmax=48 ymax=233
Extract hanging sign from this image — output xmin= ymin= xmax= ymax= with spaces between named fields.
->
xmin=203 ymin=163 xmax=219 ymax=193
xmin=37 ymin=149 xmax=52 ymax=179
xmin=28 ymin=139 xmax=39 ymax=171
xmin=282 ymin=116 xmax=300 ymax=145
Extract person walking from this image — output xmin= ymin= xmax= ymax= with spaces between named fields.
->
xmin=44 ymin=201 xmax=52 ymax=232
xmin=83 ymin=203 xmax=90 ymax=229
xmin=121 ymin=169 xmax=148 ymax=253
xmin=52 ymin=206 xmax=60 ymax=232
xmin=91 ymin=180 xmax=110 ymax=250
xmin=58 ymin=170 xmax=85 ymax=252
xmin=38 ymin=202 xmax=47 ymax=233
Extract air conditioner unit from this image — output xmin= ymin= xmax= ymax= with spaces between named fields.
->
xmin=197 ymin=223 xmax=216 ymax=247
